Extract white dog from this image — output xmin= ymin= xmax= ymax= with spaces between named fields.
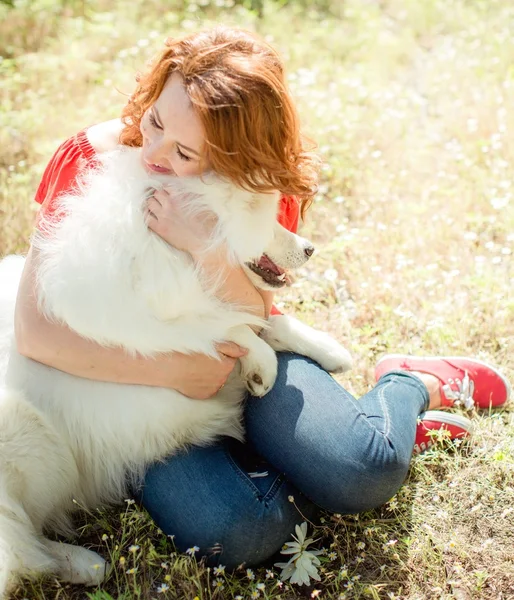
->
xmin=0 ymin=147 xmax=351 ymax=595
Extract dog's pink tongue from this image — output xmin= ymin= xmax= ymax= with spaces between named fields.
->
xmin=257 ymin=255 xmax=283 ymax=275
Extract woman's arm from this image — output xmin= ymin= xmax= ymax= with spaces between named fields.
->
xmin=14 ymin=247 xmax=250 ymax=398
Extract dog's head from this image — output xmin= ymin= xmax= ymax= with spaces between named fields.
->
xmin=156 ymin=175 xmax=316 ymax=290
xmin=244 ymin=222 xmax=315 ymax=291
xmin=149 ymin=174 xmax=315 ymax=288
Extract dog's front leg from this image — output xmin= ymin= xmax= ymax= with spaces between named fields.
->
xmin=226 ymin=325 xmax=278 ymax=397
xmin=260 ymin=314 xmax=352 ymax=374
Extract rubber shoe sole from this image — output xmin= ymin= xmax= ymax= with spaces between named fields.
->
xmin=414 ymin=410 xmax=473 ymax=455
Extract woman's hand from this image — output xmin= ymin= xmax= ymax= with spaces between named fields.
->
xmin=169 ymin=342 xmax=248 ymax=399
xmin=145 ymin=187 xmax=217 ymax=255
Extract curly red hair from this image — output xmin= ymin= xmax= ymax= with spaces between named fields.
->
xmin=120 ymin=26 xmax=320 ymax=218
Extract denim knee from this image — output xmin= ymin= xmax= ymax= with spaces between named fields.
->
xmin=160 ymin=490 xmax=317 ymax=569
xmin=175 ymin=503 xmax=279 ymax=568
xmin=300 ymin=426 xmax=412 ymax=514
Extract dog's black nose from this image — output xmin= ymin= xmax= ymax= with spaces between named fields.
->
xmin=304 ymin=245 xmax=315 ymax=257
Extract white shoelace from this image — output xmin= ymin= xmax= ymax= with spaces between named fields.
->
xmin=441 ymin=371 xmax=475 ymax=409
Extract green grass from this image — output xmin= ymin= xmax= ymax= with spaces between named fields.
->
xmin=1 ymin=0 xmax=514 ymax=598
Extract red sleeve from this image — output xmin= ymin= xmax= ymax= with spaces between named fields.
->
xmin=270 ymin=194 xmax=300 ymax=316
xmin=35 ymin=129 xmax=98 ymax=226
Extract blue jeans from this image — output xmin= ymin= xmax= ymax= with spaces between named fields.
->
xmin=140 ymin=353 xmax=429 ymax=568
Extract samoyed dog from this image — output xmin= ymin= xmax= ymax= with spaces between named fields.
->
xmin=0 ymin=147 xmax=351 ymax=594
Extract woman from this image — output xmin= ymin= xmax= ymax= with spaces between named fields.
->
xmin=15 ymin=26 xmax=510 ymax=568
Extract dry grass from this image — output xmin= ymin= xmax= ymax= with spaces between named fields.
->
xmin=1 ymin=0 xmax=514 ymax=598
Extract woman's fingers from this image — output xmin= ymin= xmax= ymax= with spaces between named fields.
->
xmin=143 ymin=207 xmax=157 ymax=224
xmin=146 ymin=196 xmax=162 ymax=211
xmin=144 ymin=189 xmax=168 ymax=218
xmin=144 ymin=196 xmax=164 ymax=224
xmin=151 ymin=188 xmax=169 ymax=205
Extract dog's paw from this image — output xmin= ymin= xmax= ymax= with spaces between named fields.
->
xmin=311 ymin=335 xmax=353 ymax=374
xmin=240 ymin=345 xmax=278 ymax=397
xmin=47 ymin=541 xmax=110 ymax=586
xmin=321 ymin=346 xmax=353 ymax=373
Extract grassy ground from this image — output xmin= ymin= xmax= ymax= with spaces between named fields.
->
xmin=1 ymin=0 xmax=514 ymax=598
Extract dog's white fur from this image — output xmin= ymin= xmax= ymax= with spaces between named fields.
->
xmin=0 ymin=147 xmax=351 ymax=595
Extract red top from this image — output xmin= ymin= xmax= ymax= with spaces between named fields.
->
xmin=35 ymin=128 xmax=300 ymax=316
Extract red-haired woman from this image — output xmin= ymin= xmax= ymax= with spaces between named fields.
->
xmin=15 ymin=26 xmax=509 ymax=568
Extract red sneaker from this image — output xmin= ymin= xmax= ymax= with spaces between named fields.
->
xmin=375 ymin=355 xmax=511 ymax=410
xmin=414 ymin=411 xmax=473 ymax=455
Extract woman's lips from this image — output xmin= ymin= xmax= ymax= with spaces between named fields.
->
xmin=145 ymin=162 xmax=174 ymax=174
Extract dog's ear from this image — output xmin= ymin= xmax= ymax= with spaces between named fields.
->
xmin=220 ymin=189 xmax=281 ymax=264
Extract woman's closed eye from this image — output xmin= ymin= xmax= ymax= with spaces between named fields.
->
xmin=148 ymin=112 xmax=161 ymax=130
xmin=176 ymin=147 xmax=192 ymax=162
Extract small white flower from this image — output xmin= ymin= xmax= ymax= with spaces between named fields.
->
xmin=324 ymin=268 xmax=338 ymax=282
xmin=129 ymin=544 xmax=140 ymax=553
xmin=274 ymin=522 xmax=322 ymax=586
xmin=256 ymin=582 xmax=265 ymax=590
xmin=265 ymin=569 xmax=275 ymax=579
xmin=157 ymin=583 xmax=169 ymax=594
xmin=186 ymin=545 xmax=200 ymax=556
xmin=212 ymin=577 xmax=224 ymax=589
xmin=213 ymin=564 xmax=225 ymax=575
xmin=246 ymin=568 xmax=255 ymax=580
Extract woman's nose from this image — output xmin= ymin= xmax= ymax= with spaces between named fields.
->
xmin=145 ymin=139 xmax=170 ymax=167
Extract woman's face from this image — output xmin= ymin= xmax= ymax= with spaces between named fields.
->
xmin=140 ymin=73 xmax=207 ymax=177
